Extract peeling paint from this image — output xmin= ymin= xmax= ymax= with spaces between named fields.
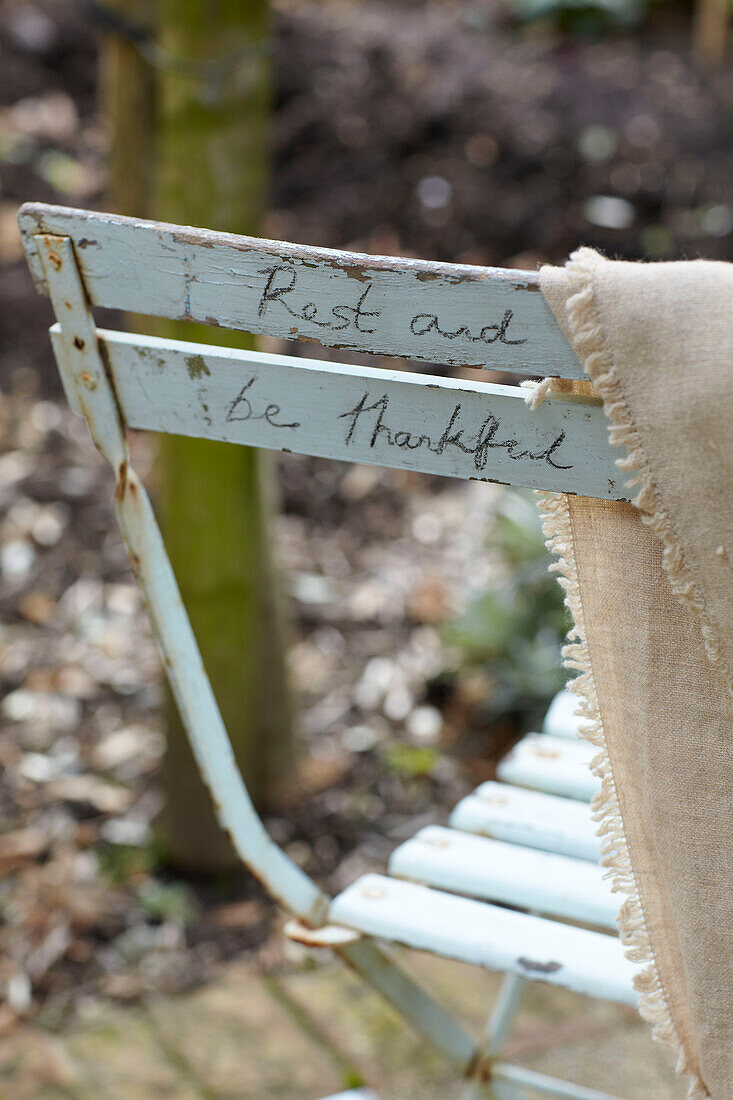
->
xmin=186 ymin=353 xmax=211 ymax=380
xmin=517 ymin=957 xmax=563 ymax=974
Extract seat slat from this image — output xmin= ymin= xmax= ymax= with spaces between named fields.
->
xmin=329 ymin=874 xmax=637 ymax=1006
xmin=449 ymin=781 xmax=600 ymax=861
xmin=388 ymin=826 xmax=618 ymax=928
xmin=51 ymin=326 xmax=627 ymax=501
xmin=497 ymin=733 xmax=599 ymax=801
xmin=319 ymin=1092 xmax=380 ymax=1100
xmin=543 ymin=689 xmax=584 ymax=740
xmin=22 ymin=202 xmax=585 ymax=378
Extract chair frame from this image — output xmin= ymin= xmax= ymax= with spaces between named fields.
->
xmin=22 ymin=203 xmax=628 ymax=1100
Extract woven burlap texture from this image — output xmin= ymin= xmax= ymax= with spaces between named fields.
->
xmin=533 ymin=250 xmax=733 ymax=1099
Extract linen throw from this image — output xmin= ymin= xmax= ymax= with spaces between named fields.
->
xmin=529 ymin=250 xmax=733 ymax=1099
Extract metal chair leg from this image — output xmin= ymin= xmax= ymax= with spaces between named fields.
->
xmin=458 ymin=973 xmax=527 ymax=1100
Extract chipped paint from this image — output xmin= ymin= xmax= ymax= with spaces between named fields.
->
xmin=186 ymin=353 xmax=211 ymax=380
xmin=17 ymin=203 xmax=581 ymax=381
xmin=517 ymin=957 xmax=563 ymax=974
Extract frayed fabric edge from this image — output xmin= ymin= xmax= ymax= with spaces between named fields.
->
xmin=535 ymin=245 xmax=716 ymax=1098
xmin=561 ymin=248 xmax=731 ymax=694
xmin=535 ymin=489 xmax=710 ymax=1100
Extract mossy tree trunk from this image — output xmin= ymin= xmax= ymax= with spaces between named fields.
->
xmin=104 ymin=0 xmax=295 ymax=871
xmin=99 ymin=0 xmax=157 ymax=219
xmin=692 ymin=0 xmax=729 ymax=66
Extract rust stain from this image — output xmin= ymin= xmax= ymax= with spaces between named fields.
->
xmin=73 ymin=336 xmax=85 ymax=350
xmin=518 ymin=957 xmax=562 ymax=974
xmin=47 ymin=250 xmax=62 ymax=271
xmin=533 ymin=746 xmax=560 ymax=760
xmin=115 ymin=461 xmax=128 ymax=502
xmin=80 ymin=372 xmax=96 ymax=391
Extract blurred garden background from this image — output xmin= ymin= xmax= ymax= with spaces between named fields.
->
xmin=0 ymin=0 xmax=730 ymax=1095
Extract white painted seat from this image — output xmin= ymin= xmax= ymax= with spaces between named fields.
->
xmin=329 ymin=874 xmax=635 ymax=1006
xmin=388 ymin=825 xmax=617 ymax=928
xmin=543 ymin=688 xmax=584 ymax=739
xmin=314 ymin=705 xmax=628 ymax=1015
xmin=449 ymin=780 xmax=601 ymax=861
xmin=497 ymin=732 xmax=599 ymax=801
xmin=319 ymin=1092 xmax=379 ymax=1100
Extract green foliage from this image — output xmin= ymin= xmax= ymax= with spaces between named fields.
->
xmin=444 ymin=490 xmax=567 ymax=724
xmin=97 ymin=842 xmax=158 ymax=887
xmin=383 ymin=743 xmax=442 ymax=779
xmin=513 ymin=0 xmax=649 ymax=33
xmin=138 ymin=880 xmax=198 ymax=927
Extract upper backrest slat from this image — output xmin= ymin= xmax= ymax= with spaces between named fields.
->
xmin=19 ymin=203 xmax=583 ymax=379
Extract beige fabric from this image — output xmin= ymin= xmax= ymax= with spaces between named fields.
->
xmin=535 ymin=251 xmax=733 ymax=1099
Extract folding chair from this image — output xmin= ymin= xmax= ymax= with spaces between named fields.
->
xmin=20 ymin=202 xmax=636 ymax=1100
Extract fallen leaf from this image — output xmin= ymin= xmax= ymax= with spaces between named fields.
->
xmin=48 ymin=776 xmax=133 ymax=815
xmin=212 ymin=899 xmax=265 ymax=929
xmin=0 ymin=829 xmax=47 ymax=875
xmin=17 ymin=591 xmax=56 ymax=625
xmin=407 ymin=575 xmax=451 ymax=624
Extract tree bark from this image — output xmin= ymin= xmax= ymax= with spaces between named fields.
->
xmin=98 ymin=0 xmax=157 ymax=219
xmin=692 ymin=0 xmax=729 ymax=66
xmin=106 ymin=0 xmax=295 ymax=871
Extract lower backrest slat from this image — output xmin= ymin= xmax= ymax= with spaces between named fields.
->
xmin=52 ymin=325 xmax=627 ymax=501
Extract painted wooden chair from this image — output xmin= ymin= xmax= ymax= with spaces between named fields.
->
xmin=20 ymin=203 xmax=636 ymax=1100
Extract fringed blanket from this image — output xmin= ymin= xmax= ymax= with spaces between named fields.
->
xmin=529 ymin=250 xmax=733 ymax=1099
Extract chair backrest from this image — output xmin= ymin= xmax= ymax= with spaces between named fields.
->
xmin=20 ymin=200 xmax=628 ymax=946
xmin=19 ymin=203 xmax=624 ymax=501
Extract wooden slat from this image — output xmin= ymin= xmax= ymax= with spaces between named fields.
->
xmin=329 ymin=874 xmax=637 ymax=1005
xmin=543 ymin=689 xmax=584 ymax=739
xmin=50 ymin=326 xmax=626 ymax=500
xmin=21 ymin=203 xmax=584 ymax=377
xmin=388 ymin=826 xmax=618 ymax=928
xmin=319 ymin=1092 xmax=380 ymax=1100
xmin=449 ymin=781 xmax=600 ymax=861
xmin=497 ymin=734 xmax=599 ymax=801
